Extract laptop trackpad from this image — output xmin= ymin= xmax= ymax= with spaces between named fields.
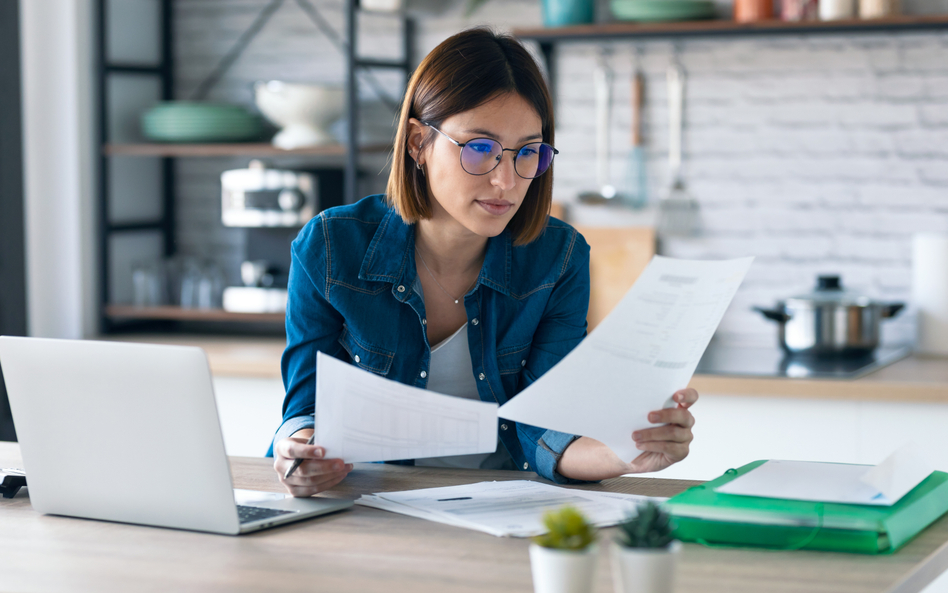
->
xmin=234 ymin=488 xmax=352 ymax=513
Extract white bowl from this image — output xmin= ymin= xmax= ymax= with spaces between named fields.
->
xmin=254 ymin=81 xmax=345 ymax=149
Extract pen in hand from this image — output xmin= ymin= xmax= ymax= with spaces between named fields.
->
xmin=284 ymin=433 xmax=317 ymax=480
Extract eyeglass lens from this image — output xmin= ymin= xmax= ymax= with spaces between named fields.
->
xmin=459 ymin=139 xmax=555 ymax=179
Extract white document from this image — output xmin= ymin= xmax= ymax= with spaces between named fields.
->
xmin=356 ymin=480 xmax=666 ymax=537
xmin=315 ymin=352 xmax=498 ymax=463
xmin=860 ymin=442 xmax=936 ymax=503
xmin=498 ymin=256 xmax=753 ymax=461
xmin=715 ymin=446 xmax=935 ymax=506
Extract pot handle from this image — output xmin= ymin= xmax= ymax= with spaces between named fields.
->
xmin=883 ymin=303 xmax=905 ymax=318
xmin=753 ymin=306 xmax=791 ymax=323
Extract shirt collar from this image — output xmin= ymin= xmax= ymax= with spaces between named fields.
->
xmin=359 ymin=206 xmax=512 ymax=297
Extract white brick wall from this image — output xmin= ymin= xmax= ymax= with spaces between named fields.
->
xmin=173 ymin=0 xmax=948 ymax=347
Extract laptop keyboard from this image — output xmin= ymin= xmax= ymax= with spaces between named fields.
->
xmin=237 ymin=504 xmax=297 ymax=524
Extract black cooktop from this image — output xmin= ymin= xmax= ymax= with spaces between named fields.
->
xmin=695 ymin=345 xmax=912 ymax=380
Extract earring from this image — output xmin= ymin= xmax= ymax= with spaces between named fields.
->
xmin=415 ymin=161 xmax=422 ymax=170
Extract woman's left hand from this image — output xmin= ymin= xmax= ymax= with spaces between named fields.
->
xmin=626 ymin=388 xmax=698 ymax=474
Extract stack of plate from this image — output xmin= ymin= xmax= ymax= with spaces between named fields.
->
xmin=142 ymin=102 xmax=264 ymax=143
xmin=611 ymin=0 xmax=716 ymax=21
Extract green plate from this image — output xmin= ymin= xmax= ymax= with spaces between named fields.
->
xmin=142 ymin=101 xmax=264 ymax=142
xmin=611 ymin=0 xmax=717 ymax=21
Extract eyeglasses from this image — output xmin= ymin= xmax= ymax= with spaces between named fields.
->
xmin=422 ymin=123 xmax=558 ymax=179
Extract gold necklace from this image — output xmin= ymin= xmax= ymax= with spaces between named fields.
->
xmin=415 ymin=248 xmax=477 ymax=305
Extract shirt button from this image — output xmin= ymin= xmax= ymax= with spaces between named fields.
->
xmin=422 ymin=318 xmax=427 ymax=325
xmin=471 ymin=318 xmax=479 ymax=326
xmin=420 ymin=370 xmax=427 ymax=379
xmin=523 ymin=462 xmax=529 ymax=470
xmin=501 ymin=424 xmax=508 ymax=431
xmin=521 ymin=359 xmax=526 ymax=367
xmin=397 ymin=285 xmax=406 ymax=293
xmin=354 ymin=355 xmax=361 ymax=363
xmin=478 ymin=373 xmax=485 ymax=381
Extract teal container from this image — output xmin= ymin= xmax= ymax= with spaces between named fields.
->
xmin=542 ymin=0 xmax=594 ymax=27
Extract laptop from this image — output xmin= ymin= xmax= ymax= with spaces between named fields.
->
xmin=0 ymin=336 xmax=352 ymax=535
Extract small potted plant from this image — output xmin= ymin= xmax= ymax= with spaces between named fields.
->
xmin=530 ymin=506 xmax=599 ymax=593
xmin=612 ymin=500 xmax=682 ymax=593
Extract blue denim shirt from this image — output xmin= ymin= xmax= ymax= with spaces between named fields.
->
xmin=271 ymin=195 xmax=591 ymax=484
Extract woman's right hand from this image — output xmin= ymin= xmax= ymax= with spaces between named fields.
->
xmin=273 ymin=430 xmax=353 ymax=497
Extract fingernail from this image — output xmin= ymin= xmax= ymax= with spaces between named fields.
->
xmin=636 ymin=443 xmax=645 ymax=450
xmin=346 ymin=464 xmax=354 ymax=471
xmin=632 ymin=432 xmax=641 ymax=440
xmin=314 ymin=448 xmax=324 ymax=458
xmin=649 ymin=413 xmax=659 ymax=422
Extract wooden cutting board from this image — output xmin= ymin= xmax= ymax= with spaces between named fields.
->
xmin=577 ymin=225 xmax=655 ymax=330
xmin=550 ymin=203 xmax=655 ymax=330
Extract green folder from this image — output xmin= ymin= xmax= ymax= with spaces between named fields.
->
xmin=666 ymin=460 xmax=948 ymax=554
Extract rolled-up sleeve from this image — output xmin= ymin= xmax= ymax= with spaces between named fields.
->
xmin=268 ymin=215 xmax=347 ymax=456
xmin=514 ymin=230 xmax=592 ymax=484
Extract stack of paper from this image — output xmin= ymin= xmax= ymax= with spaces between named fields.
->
xmin=356 ymin=480 xmax=666 ymax=537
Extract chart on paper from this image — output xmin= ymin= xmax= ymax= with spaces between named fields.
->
xmin=315 ymin=352 xmax=498 ymax=463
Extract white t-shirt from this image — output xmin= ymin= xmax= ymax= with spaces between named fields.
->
xmin=415 ymin=323 xmax=512 ymax=470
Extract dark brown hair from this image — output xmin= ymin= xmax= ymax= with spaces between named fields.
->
xmin=386 ymin=27 xmax=554 ymax=246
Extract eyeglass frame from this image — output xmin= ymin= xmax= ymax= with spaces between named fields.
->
xmin=420 ymin=122 xmax=559 ymax=179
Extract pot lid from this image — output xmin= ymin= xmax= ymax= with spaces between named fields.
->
xmin=783 ymin=275 xmax=874 ymax=307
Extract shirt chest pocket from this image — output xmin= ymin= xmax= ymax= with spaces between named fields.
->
xmin=338 ymin=325 xmax=395 ymax=376
xmin=497 ymin=342 xmax=531 ymax=376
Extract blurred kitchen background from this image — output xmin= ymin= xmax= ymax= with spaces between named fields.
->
xmin=3 ymin=0 xmax=948 ymax=494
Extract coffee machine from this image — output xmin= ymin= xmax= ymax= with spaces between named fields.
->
xmin=220 ymin=160 xmax=344 ymax=313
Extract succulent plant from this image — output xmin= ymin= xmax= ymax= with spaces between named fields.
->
xmin=532 ymin=506 xmax=598 ymax=551
xmin=616 ymin=501 xmax=675 ymax=549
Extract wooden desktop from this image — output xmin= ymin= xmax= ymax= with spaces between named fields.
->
xmin=0 ymin=442 xmax=945 ymax=592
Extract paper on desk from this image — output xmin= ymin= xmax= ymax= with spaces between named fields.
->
xmin=315 ymin=352 xmax=498 ymax=463
xmin=356 ymin=480 xmax=666 ymax=537
xmin=715 ymin=445 xmax=935 ymax=505
xmin=498 ymin=256 xmax=753 ymax=461
xmin=860 ymin=442 xmax=935 ymax=503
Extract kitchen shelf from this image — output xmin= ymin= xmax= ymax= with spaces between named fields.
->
xmin=514 ymin=14 xmax=948 ymax=42
xmin=103 ymin=142 xmax=392 ymax=158
xmin=105 ymin=305 xmax=284 ymax=324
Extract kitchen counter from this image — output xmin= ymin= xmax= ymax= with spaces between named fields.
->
xmin=103 ymin=334 xmax=285 ymax=379
xmin=102 ymin=334 xmax=948 ymax=403
xmin=690 ymin=354 xmax=948 ymax=403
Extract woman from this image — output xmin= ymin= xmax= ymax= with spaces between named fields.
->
xmin=271 ymin=28 xmax=697 ymax=497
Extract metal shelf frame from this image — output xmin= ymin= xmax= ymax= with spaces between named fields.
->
xmin=96 ymin=0 xmax=414 ymax=334
xmin=96 ymin=0 xmax=175 ymax=335
xmin=344 ymin=1 xmax=414 ymax=205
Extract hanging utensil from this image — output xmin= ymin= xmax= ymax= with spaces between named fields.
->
xmin=621 ymin=65 xmax=648 ymax=208
xmin=579 ymin=52 xmax=617 ymax=204
xmin=656 ymin=58 xmax=700 ymax=237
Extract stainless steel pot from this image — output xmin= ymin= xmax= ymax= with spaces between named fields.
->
xmin=754 ymin=276 xmax=904 ymax=355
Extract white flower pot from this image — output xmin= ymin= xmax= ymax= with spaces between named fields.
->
xmin=611 ymin=540 xmax=682 ymax=593
xmin=529 ymin=543 xmax=598 ymax=593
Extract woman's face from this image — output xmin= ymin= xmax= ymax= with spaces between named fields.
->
xmin=409 ymin=92 xmax=543 ymax=240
